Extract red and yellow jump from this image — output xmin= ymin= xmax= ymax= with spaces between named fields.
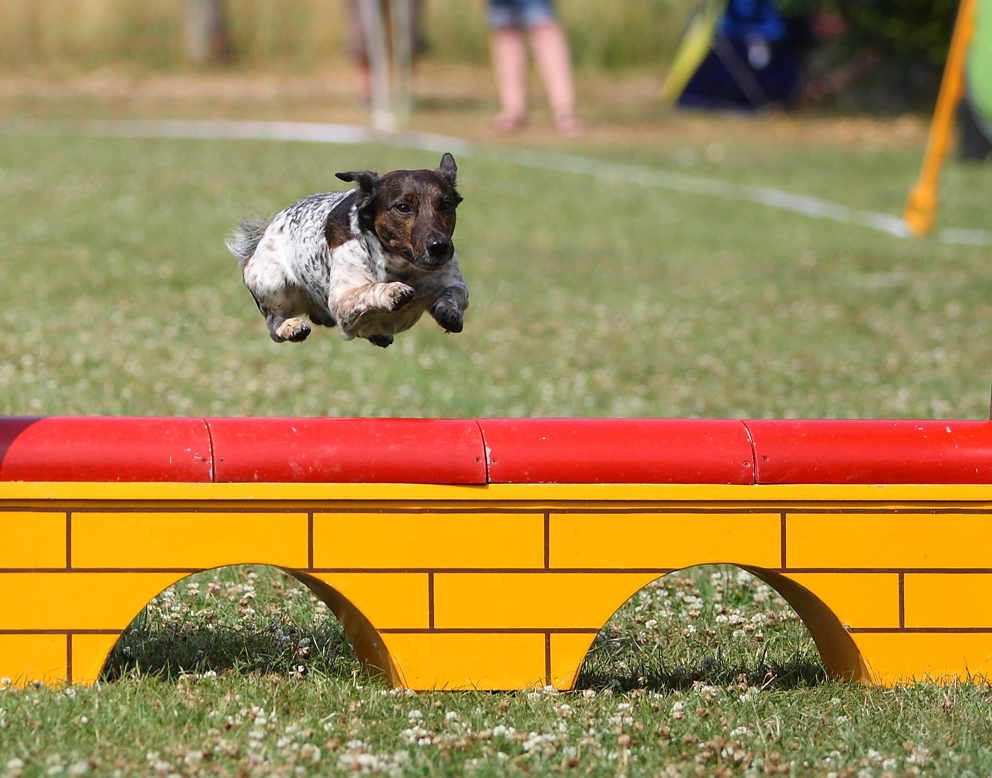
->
xmin=2 ymin=416 xmax=992 ymax=689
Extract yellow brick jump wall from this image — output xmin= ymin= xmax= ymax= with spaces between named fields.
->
xmin=2 ymin=483 xmax=992 ymax=689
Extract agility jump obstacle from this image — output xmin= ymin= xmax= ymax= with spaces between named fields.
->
xmin=3 ymin=416 xmax=992 ymax=689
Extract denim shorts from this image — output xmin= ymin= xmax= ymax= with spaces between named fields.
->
xmin=488 ymin=0 xmax=557 ymax=29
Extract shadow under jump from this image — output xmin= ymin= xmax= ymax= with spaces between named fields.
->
xmin=576 ymin=633 xmax=828 ymax=694
xmin=101 ymin=621 xmax=359 ymax=682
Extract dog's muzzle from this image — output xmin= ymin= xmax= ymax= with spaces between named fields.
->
xmin=416 ymin=237 xmax=453 ymax=268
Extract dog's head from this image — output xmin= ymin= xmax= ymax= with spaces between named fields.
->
xmin=336 ymin=153 xmax=462 ymax=271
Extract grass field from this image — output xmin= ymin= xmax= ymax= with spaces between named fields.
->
xmin=2 ymin=72 xmax=992 ymax=775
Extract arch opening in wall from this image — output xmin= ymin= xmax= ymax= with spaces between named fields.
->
xmin=100 ymin=565 xmax=364 ymax=683
xmin=575 ymin=565 xmax=837 ymax=692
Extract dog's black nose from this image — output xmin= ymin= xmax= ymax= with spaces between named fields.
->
xmin=426 ymin=238 xmax=451 ymax=260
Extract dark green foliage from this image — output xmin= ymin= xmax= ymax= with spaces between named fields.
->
xmin=840 ymin=0 xmax=960 ymax=66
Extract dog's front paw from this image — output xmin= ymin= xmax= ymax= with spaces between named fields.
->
xmin=431 ymin=302 xmax=464 ymax=333
xmin=273 ymin=318 xmax=312 ymax=343
xmin=385 ymin=282 xmax=416 ymax=312
xmin=367 ymin=334 xmax=394 ymax=348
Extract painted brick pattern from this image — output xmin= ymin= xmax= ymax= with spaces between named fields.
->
xmin=1 ymin=502 xmax=992 ymax=688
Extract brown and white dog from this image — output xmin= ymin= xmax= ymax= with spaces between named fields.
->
xmin=227 ymin=153 xmax=467 ymax=348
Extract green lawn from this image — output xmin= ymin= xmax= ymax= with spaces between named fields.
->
xmin=2 ymin=122 xmax=992 ymax=776
xmin=2 ymin=131 xmax=991 ymax=422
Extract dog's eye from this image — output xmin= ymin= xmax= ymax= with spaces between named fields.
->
xmin=438 ymin=200 xmax=453 ymax=212
xmin=394 ymin=203 xmax=413 ymax=214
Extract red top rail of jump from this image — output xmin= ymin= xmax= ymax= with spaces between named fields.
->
xmin=1 ymin=416 xmax=991 ymax=485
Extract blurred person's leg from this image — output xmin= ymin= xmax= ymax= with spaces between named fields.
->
xmin=488 ymin=0 xmax=529 ymax=131
xmin=528 ymin=19 xmax=582 ymax=135
xmin=490 ymin=28 xmax=529 ymax=130
xmin=350 ymin=0 xmax=373 ymax=104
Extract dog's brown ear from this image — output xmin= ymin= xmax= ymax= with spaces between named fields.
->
xmin=438 ymin=153 xmax=457 ymax=187
xmin=336 ymin=170 xmax=380 ymax=209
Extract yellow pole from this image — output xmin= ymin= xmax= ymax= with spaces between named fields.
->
xmin=904 ymin=0 xmax=978 ymax=236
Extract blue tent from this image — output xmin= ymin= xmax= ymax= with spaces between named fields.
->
xmin=662 ymin=0 xmax=806 ymax=109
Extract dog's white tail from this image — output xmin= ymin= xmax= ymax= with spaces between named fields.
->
xmin=225 ymin=218 xmax=270 ymax=267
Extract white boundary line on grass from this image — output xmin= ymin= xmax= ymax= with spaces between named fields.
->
xmin=5 ymin=118 xmax=990 ymax=246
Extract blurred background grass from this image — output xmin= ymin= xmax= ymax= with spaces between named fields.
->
xmin=1 ymin=131 xmax=990 ymax=420
xmin=0 ymin=0 xmax=697 ymax=72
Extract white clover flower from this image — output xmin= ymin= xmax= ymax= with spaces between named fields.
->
xmin=407 ymin=709 xmax=423 ymax=721
xmin=400 ymin=726 xmax=432 ymax=745
xmin=523 ymin=733 xmax=557 ymax=752
xmin=729 ymin=726 xmax=749 ymax=737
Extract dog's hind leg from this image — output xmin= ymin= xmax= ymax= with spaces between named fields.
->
xmin=269 ymin=314 xmax=312 ymax=343
xmin=243 ymin=237 xmax=314 ymax=343
xmin=245 ymin=286 xmax=311 ymax=343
